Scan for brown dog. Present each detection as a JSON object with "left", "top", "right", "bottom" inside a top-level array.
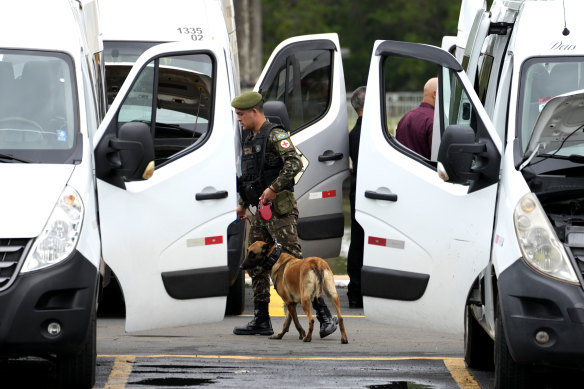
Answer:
[{"left": 242, "top": 240, "right": 348, "bottom": 344}]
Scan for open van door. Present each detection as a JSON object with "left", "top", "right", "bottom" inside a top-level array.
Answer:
[
  {"left": 255, "top": 33, "right": 349, "bottom": 258},
  {"left": 454, "top": 0, "right": 487, "bottom": 62},
  {"left": 357, "top": 40, "right": 502, "bottom": 334},
  {"left": 94, "top": 41, "right": 237, "bottom": 331}
]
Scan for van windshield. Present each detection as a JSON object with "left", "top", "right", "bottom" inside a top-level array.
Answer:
[
  {"left": 518, "top": 57, "right": 584, "bottom": 156},
  {"left": 0, "top": 50, "right": 78, "bottom": 164}
]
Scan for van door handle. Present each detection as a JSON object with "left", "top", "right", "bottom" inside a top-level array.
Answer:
[
  {"left": 365, "top": 190, "right": 398, "bottom": 202},
  {"left": 318, "top": 152, "right": 343, "bottom": 162},
  {"left": 196, "top": 191, "right": 228, "bottom": 200}
]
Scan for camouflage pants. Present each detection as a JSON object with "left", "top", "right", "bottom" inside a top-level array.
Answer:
[{"left": 247, "top": 206, "right": 302, "bottom": 303}]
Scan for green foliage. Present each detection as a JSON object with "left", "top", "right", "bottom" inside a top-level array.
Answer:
[{"left": 261, "top": 0, "right": 462, "bottom": 91}]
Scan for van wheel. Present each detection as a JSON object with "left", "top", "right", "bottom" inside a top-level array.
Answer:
[
  {"left": 57, "top": 309, "right": 96, "bottom": 389},
  {"left": 494, "top": 301, "right": 530, "bottom": 389},
  {"left": 225, "top": 270, "right": 245, "bottom": 315},
  {"left": 464, "top": 304, "right": 494, "bottom": 370}
]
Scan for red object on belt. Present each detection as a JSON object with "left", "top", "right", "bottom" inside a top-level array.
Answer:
[{"left": 258, "top": 201, "right": 272, "bottom": 220}]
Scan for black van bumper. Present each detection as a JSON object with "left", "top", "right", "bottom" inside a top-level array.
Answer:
[
  {"left": 0, "top": 250, "right": 98, "bottom": 357},
  {"left": 499, "top": 259, "right": 584, "bottom": 367}
]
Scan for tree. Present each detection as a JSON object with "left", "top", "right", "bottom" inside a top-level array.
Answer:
[{"left": 261, "top": 0, "right": 462, "bottom": 91}]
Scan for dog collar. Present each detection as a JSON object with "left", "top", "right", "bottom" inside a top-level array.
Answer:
[{"left": 263, "top": 243, "right": 282, "bottom": 270}]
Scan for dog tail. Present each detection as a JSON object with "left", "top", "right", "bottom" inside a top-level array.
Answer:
[{"left": 314, "top": 264, "right": 325, "bottom": 298}]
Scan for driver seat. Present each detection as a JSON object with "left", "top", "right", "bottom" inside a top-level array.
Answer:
[{"left": 264, "top": 100, "right": 291, "bottom": 133}]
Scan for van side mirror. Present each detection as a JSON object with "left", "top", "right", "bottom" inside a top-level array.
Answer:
[
  {"left": 437, "top": 125, "right": 486, "bottom": 185},
  {"left": 109, "top": 122, "right": 155, "bottom": 181}
]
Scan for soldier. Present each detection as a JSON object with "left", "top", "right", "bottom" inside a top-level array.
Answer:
[{"left": 232, "top": 91, "right": 338, "bottom": 338}]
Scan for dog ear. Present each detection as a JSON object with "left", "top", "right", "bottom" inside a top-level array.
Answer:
[{"left": 260, "top": 242, "right": 271, "bottom": 256}]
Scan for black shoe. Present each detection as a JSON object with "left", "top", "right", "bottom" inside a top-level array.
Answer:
[
  {"left": 233, "top": 301, "right": 274, "bottom": 335},
  {"left": 312, "top": 297, "right": 338, "bottom": 338}
]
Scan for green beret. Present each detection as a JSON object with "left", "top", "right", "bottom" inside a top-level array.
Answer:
[{"left": 231, "top": 91, "right": 262, "bottom": 110}]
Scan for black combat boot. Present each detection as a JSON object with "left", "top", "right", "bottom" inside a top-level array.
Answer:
[
  {"left": 233, "top": 301, "right": 274, "bottom": 335},
  {"left": 312, "top": 297, "right": 338, "bottom": 338}
]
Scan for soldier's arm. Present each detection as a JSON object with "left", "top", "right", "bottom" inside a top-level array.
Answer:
[{"left": 269, "top": 128, "right": 303, "bottom": 192}]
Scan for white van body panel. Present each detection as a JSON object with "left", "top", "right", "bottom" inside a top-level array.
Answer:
[
  {"left": 491, "top": 149, "right": 529, "bottom": 275},
  {"left": 255, "top": 33, "right": 349, "bottom": 258},
  {"left": 358, "top": 40, "right": 500, "bottom": 335},
  {"left": 95, "top": 41, "right": 236, "bottom": 331},
  {"left": 492, "top": 0, "right": 584, "bottom": 292},
  {"left": 455, "top": 0, "right": 486, "bottom": 60},
  {"left": 99, "top": 0, "right": 227, "bottom": 44},
  {"left": 0, "top": 165, "right": 74, "bottom": 237},
  {"left": 361, "top": 0, "right": 584, "bottom": 379}
]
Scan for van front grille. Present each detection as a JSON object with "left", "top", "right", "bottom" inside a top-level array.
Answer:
[{"left": 0, "top": 238, "right": 32, "bottom": 292}]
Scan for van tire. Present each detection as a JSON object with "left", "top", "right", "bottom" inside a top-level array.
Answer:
[
  {"left": 494, "top": 301, "right": 530, "bottom": 389},
  {"left": 464, "top": 304, "right": 494, "bottom": 370},
  {"left": 225, "top": 269, "right": 245, "bottom": 315},
  {"left": 57, "top": 308, "right": 96, "bottom": 389}
]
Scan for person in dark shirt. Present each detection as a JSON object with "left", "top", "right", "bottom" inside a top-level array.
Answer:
[
  {"left": 347, "top": 86, "right": 366, "bottom": 308},
  {"left": 395, "top": 78, "right": 437, "bottom": 159}
]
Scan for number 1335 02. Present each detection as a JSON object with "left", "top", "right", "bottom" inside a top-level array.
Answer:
[{"left": 177, "top": 27, "right": 204, "bottom": 40}]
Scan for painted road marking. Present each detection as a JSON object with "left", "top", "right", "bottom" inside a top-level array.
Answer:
[
  {"left": 103, "top": 355, "right": 135, "bottom": 389},
  {"left": 260, "top": 286, "right": 365, "bottom": 317},
  {"left": 443, "top": 358, "right": 481, "bottom": 389},
  {"left": 98, "top": 355, "right": 481, "bottom": 389},
  {"left": 269, "top": 286, "right": 285, "bottom": 316}
]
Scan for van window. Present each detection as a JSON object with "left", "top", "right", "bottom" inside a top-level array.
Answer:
[
  {"left": 380, "top": 54, "right": 487, "bottom": 173},
  {"left": 442, "top": 67, "right": 478, "bottom": 130},
  {"left": 0, "top": 50, "right": 79, "bottom": 164},
  {"left": 117, "top": 53, "right": 214, "bottom": 166},
  {"left": 382, "top": 56, "right": 436, "bottom": 163},
  {"left": 477, "top": 53, "right": 494, "bottom": 104},
  {"left": 518, "top": 57, "right": 584, "bottom": 153},
  {"left": 261, "top": 49, "right": 332, "bottom": 132},
  {"left": 104, "top": 41, "right": 160, "bottom": 104}
]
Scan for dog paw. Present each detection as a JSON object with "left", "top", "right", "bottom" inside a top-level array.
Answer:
[
  {"left": 269, "top": 334, "right": 283, "bottom": 340},
  {"left": 341, "top": 338, "right": 349, "bottom": 344},
  {"left": 302, "top": 336, "right": 312, "bottom": 342}
]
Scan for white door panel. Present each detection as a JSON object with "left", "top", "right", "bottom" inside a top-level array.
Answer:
[
  {"left": 256, "top": 33, "right": 349, "bottom": 258},
  {"left": 358, "top": 40, "right": 499, "bottom": 335},
  {"left": 95, "top": 42, "right": 236, "bottom": 331}
]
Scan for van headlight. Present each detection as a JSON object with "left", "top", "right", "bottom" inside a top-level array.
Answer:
[
  {"left": 514, "top": 193, "right": 579, "bottom": 284},
  {"left": 21, "top": 186, "right": 84, "bottom": 273}
]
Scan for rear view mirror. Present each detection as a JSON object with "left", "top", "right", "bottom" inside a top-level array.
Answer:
[
  {"left": 437, "top": 125, "right": 485, "bottom": 185},
  {"left": 110, "top": 121, "right": 155, "bottom": 181}
]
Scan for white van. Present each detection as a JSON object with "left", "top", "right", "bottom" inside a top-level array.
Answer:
[
  {"left": 1, "top": 0, "right": 349, "bottom": 386},
  {"left": 98, "top": 0, "right": 350, "bottom": 315},
  {"left": 357, "top": 0, "right": 584, "bottom": 387},
  {"left": 0, "top": 1, "right": 104, "bottom": 388}
]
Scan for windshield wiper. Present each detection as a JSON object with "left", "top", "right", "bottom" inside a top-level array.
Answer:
[
  {"left": 0, "top": 153, "right": 32, "bottom": 163},
  {"left": 529, "top": 153, "right": 584, "bottom": 165}
]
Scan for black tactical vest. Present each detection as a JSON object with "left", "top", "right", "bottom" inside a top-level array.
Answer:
[{"left": 238, "top": 122, "right": 293, "bottom": 205}]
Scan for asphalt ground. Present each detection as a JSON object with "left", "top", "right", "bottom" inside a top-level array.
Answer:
[{"left": 3, "top": 279, "right": 496, "bottom": 389}]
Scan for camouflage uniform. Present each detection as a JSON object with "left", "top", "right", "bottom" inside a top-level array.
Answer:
[{"left": 242, "top": 123, "right": 303, "bottom": 303}]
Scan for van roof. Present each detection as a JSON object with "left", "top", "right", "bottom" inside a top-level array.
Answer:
[
  {"left": 99, "top": 0, "right": 228, "bottom": 45},
  {"left": 0, "top": 0, "right": 84, "bottom": 55}
]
